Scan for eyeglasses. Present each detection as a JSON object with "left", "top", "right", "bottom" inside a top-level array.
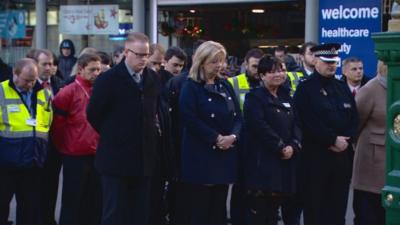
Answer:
[{"left": 126, "top": 49, "right": 150, "bottom": 58}]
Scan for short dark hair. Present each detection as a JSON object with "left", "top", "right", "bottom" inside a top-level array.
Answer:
[
  {"left": 165, "top": 46, "right": 187, "bottom": 62},
  {"left": 245, "top": 48, "right": 264, "bottom": 63},
  {"left": 274, "top": 45, "right": 287, "bottom": 54},
  {"left": 97, "top": 51, "right": 111, "bottom": 66},
  {"left": 77, "top": 53, "right": 101, "bottom": 68},
  {"left": 113, "top": 45, "right": 124, "bottom": 57},
  {"left": 300, "top": 42, "right": 317, "bottom": 55},
  {"left": 257, "top": 54, "right": 283, "bottom": 76}
]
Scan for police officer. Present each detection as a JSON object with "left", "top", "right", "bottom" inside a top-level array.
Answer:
[
  {"left": 293, "top": 43, "right": 358, "bottom": 225},
  {"left": 0, "top": 58, "right": 53, "bottom": 225}
]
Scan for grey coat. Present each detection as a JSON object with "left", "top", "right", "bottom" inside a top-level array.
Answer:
[{"left": 351, "top": 76, "right": 387, "bottom": 194}]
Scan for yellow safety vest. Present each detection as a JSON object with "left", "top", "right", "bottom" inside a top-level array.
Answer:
[
  {"left": 287, "top": 71, "right": 304, "bottom": 96},
  {"left": 228, "top": 73, "right": 250, "bottom": 111},
  {"left": 0, "top": 80, "right": 52, "bottom": 140}
]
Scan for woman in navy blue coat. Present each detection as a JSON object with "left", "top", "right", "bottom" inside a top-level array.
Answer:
[
  {"left": 243, "top": 55, "right": 301, "bottom": 225},
  {"left": 179, "top": 41, "right": 242, "bottom": 225}
]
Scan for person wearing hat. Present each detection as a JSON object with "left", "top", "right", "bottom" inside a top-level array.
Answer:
[
  {"left": 293, "top": 43, "right": 358, "bottom": 225},
  {"left": 58, "top": 39, "right": 77, "bottom": 80}
]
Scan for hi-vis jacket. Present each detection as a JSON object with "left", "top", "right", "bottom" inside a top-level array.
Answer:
[
  {"left": 228, "top": 73, "right": 251, "bottom": 110},
  {"left": 0, "top": 79, "right": 52, "bottom": 168}
]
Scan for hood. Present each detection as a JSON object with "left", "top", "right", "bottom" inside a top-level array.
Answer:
[{"left": 59, "top": 39, "right": 76, "bottom": 57}]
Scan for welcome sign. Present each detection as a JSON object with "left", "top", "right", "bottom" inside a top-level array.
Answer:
[{"left": 319, "top": 1, "right": 382, "bottom": 78}]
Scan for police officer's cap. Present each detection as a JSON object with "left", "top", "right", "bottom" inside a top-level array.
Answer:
[
  {"left": 310, "top": 43, "right": 341, "bottom": 63},
  {"left": 61, "top": 42, "right": 72, "bottom": 49}
]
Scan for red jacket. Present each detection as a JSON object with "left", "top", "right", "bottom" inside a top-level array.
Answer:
[{"left": 52, "top": 75, "right": 99, "bottom": 156}]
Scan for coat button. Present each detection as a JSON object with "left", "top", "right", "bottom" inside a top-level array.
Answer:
[
  {"left": 228, "top": 97, "right": 232, "bottom": 100},
  {"left": 213, "top": 145, "right": 216, "bottom": 149},
  {"left": 234, "top": 112, "right": 237, "bottom": 116},
  {"left": 211, "top": 113, "right": 215, "bottom": 118},
  {"left": 208, "top": 98, "right": 212, "bottom": 102},
  {"left": 169, "top": 108, "right": 172, "bottom": 112},
  {"left": 277, "top": 109, "right": 280, "bottom": 113}
]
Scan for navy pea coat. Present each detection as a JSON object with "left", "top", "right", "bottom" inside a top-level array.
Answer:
[
  {"left": 179, "top": 78, "right": 242, "bottom": 185},
  {"left": 243, "top": 86, "right": 301, "bottom": 193}
]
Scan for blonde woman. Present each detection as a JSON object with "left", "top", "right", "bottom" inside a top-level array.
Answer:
[{"left": 179, "top": 41, "right": 242, "bottom": 225}]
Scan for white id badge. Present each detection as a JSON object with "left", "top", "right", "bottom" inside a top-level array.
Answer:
[
  {"left": 26, "top": 118, "right": 37, "bottom": 127},
  {"left": 7, "top": 105, "right": 20, "bottom": 112}
]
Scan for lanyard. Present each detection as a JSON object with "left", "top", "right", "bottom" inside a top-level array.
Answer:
[{"left": 75, "top": 79, "right": 90, "bottom": 99}]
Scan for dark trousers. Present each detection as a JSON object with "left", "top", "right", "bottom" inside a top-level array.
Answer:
[
  {"left": 231, "top": 184, "right": 246, "bottom": 225},
  {"left": 41, "top": 143, "right": 62, "bottom": 225},
  {"left": 101, "top": 175, "right": 151, "bottom": 225},
  {"left": 59, "top": 155, "right": 101, "bottom": 225},
  {"left": 245, "top": 192, "right": 291, "bottom": 225},
  {"left": 148, "top": 175, "right": 166, "bottom": 225},
  {"left": 185, "top": 183, "right": 228, "bottom": 225},
  {"left": 168, "top": 181, "right": 191, "bottom": 225},
  {"left": 0, "top": 168, "right": 42, "bottom": 225},
  {"left": 353, "top": 189, "right": 385, "bottom": 225},
  {"left": 302, "top": 153, "right": 351, "bottom": 225},
  {"left": 281, "top": 191, "right": 302, "bottom": 225}
]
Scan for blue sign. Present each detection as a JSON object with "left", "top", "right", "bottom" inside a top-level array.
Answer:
[
  {"left": 319, "top": 0, "right": 382, "bottom": 78},
  {"left": 0, "top": 10, "right": 26, "bottom": 39},
  {"left": 109, "top": 23, "right": 133, "bottom": 41}
]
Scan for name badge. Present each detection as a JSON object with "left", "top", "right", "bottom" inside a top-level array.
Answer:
[
  {"left": 343, "top": 103, "right": 352, "bottom": 108},
  {"left": 8, "top": 105, "right": 20, "bottom": 112},
  {"left": 26, "top": 118, "right": 37, "bottom": 127},
  {"left": 283, "top": 103, "right": 291, "bottom": 108}
]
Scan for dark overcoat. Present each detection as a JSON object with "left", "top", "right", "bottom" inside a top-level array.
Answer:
[
  {"left": 179, "top": 78, "right": 242, "bottom": 184},
  {"left": 87, "top": 61, "right": 160, "bottom": 177},
  {"left": 243, "top": 86, "right": 301, "bottom": 193}
]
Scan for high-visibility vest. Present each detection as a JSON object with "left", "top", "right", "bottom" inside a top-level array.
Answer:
[
  {"left": 228, "top": 73, "right": 250, "bottom": 111},
  {"left": 287, "top": 71, "right": 304, "bottom": 96},
  {"left": 0, "top": 80, "right": 52, "bottom": 140}
]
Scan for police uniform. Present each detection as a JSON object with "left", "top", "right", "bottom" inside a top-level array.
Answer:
[{"left": 293, "top": 43, "right": 358, "bottom": 225}]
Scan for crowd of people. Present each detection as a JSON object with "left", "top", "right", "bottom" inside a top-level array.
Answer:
[{"left": 0, "top": 31, "right": 388, "bottom": 225}]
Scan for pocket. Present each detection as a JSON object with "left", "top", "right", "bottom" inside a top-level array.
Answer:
[{"left": 369, "top": 133, "right": 385, "bottom": 146}]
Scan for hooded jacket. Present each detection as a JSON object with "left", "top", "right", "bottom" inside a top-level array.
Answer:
[{"left": 58, "top": 39, "right": 77, "bottom": 80}]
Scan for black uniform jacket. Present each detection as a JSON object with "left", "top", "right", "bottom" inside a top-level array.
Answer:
[{"left": 293, "top": 71, "right": 358, "bottom": 171}]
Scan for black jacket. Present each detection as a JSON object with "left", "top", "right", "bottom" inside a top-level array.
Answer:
[
  {"left": 293, "top": 71, "right": 358, "bottom": 175},
  {"left": 244, "top": 86, "right": 301, "bottom": 193},
  {"left": 87, "top": 61, "right": 160, "bottom": 177},
  {"left": 0, "top": 58, "right": 12, "bottom": 82}
]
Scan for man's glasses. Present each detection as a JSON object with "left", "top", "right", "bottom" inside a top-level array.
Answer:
[{"left": 126, "top": 48, "right": 150, "bottom": 58}]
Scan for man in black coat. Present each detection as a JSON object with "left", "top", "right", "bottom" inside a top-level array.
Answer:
[
  {"left": 293, "top": 43, "right": 358, "bottom": 225},
  {"left": 87, "top": 32, "right": 160, "bottom": 225},
  {"left": 32, "top": 49, "right": 64, "bottom": 225}
]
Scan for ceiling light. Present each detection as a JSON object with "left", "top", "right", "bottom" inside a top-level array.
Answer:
[{"left": 252, "top": 9, "right": 265, "bottom": 14}]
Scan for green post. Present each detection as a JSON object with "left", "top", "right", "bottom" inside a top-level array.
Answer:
[{"left": 372, "top": 32, "right": 400, "bottom": 225}]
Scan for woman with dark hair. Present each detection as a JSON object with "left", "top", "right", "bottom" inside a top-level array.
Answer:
[
  {"left": 179, "top": 41, "right": 242, "bottom": 225},
  {"left": 243, "top": 55, "right": 301, "bottom": 225}
]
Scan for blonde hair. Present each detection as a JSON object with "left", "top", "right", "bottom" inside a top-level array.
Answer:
[
  {"left": 126, "top": 32, "right": 149, "bottom": 44},
  {"left": 189, "top": 41, "right": 226, "bottom": 82},
  {"left": 150, "top": 43, "right": 165, "bottom": 55}
]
